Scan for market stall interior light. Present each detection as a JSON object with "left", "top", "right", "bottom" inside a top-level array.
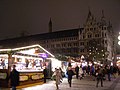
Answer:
[
  {"left": 0, "top": 54, "right": 8, "bottom": 57},
  {"left": 51, "top": 58, "right": 61, "bottom": 71},
  {"left": 12, "top": 55, "right": 43, "bottom": 60},
  {"left": 19, "top": 49, "right": 35, "bottom": 55}
]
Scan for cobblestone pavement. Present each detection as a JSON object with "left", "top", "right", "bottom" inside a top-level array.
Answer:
[{"left": 0, "top": 75, "right": 120, "bottom": 90}]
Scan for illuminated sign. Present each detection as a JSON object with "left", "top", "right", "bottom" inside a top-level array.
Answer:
[
  {"left": 20, "top": 75, "right": 29, "bottom": 81},
  {"left": 0, "top": 73, "right": 7, "bottom": 79},
  {"left": 39, "top": 53, "right": 48, "bottom": 58},
  {"left": 31, "top": 74, "right": 44, "bottom": 80}
]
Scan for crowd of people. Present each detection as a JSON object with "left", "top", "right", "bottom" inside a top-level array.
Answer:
[
  {"left": 74, "top": 64, "right": 120, "bottom": 87},
  {"left": 7, "top": 63, "right": 120, "bottom": 90},
  {"left": 51, "top": 63, "right": 120, "bottom": 89}
]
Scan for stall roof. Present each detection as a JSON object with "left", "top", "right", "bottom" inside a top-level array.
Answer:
[{"left": 0, "top": 44, "right": 55, "bottom": 58}]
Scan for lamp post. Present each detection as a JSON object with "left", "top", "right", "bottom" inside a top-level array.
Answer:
[
  {"left": 116, "top": 32, "right": 120, "bottom": 67},
  {"left": 118, "top": 32, "right": 120, "bottom": 45}
]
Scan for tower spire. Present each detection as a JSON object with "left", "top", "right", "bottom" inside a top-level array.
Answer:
[
  {"left": 88, "top": 7, "right": 92, "bottom": 18},
  {"left": 101, "top": 10, "right": 107, "bottom": 26},
  {"left": 49, "top": 18, "right": 52, "bottom": 33},
  {"left": 102, "top": 10, "right": 105, "bottom": 18},
  {"left": 86, "top": 7, "right": 93, "bottom": 22}
]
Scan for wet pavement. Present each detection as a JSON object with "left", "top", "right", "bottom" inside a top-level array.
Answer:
[{"left": 0, "top": 75, "right": 120, "bottom": 90}]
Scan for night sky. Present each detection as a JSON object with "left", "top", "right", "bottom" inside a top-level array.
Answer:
[{"left": 0, "top": 0, "right": 120, "bottom": 40}]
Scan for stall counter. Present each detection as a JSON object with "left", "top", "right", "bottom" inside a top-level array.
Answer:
[{"left": 0, "top": 69, "right": 44, "bottom": 87}]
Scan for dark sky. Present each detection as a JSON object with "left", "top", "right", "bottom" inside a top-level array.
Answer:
[{"left": 0, "top": 0, "right": 120, "bottom": 40}]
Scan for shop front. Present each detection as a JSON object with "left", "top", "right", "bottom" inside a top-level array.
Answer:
[{"left": 0, "top": 44, "right": 55, "bottom": 87}]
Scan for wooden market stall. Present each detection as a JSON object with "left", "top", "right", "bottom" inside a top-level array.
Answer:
[{"left": 0, "top": 44, "right": 55, "bottom": 87}]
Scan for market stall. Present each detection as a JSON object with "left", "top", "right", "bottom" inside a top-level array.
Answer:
[{"left": 0, "top": 44, "right": 55, "bottom": 87}]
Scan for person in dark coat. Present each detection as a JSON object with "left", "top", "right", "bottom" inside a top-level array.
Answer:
[
  {"left": 96, "top": 67, "right": 103, "bottom": 87},
  {"left": 43, "top": 66, "right": 48, "bottom": 83},
  {"left": 75, "top": 65, "right": 79, "bottom": 79},
  {"left": 8, "top": 65, "right": 19, "bottom": 90},
  {"left": 66, "top": 67, "right": 75, "bottom": 87},
  {"left": 106, "top": 65, "right": 111, "bottom": 81}
]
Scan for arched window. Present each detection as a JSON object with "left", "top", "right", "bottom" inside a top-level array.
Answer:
[
  {"left": 87, "top": 32, "right": 92, "bottom": 38},
  {"left": 87, "top": 34, "right": 92, "bottom": 38}
]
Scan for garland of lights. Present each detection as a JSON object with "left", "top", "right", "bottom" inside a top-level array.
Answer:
[{"left": 0, "top": 44, "right": 53, "bottom": 58}]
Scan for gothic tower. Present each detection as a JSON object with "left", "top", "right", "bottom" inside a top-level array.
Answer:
[{"left": 80, "top": 9, "right": 115, "bottom": 64}]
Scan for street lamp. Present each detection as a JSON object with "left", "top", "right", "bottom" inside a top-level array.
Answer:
[{"left": 118, "top": 32, "right": 120, "bottom": 45}]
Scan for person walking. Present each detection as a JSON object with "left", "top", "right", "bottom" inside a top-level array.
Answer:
[
  {"left": 106, "top": 65, "right": 111, "bottom": 81},
  {"left": 66, "top": 67, "right": 75, "bottom": 87},
  {"left": 79, "top": 66, "right": 83, "bottom": 80},
  {"left": 52, "top": 68, "right": 63, "bottom": 90},
  {"left": 75, "top": 65, "right": 79, "bottom": 79},
  {"left": 8, "top": 65, "right": 19, "bottom": 90},
  {"left": 96, "top": 67, "right": 103, "bottom": 87}
]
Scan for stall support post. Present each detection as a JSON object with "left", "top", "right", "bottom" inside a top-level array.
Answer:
[
  {"left": 8, "top": 53, "right": 12, "bottom": 73},
  {"left": 8, "top": 53, "right": 12, "bottom": 87}
]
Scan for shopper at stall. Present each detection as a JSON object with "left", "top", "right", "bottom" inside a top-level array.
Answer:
[
  {"left": 1, "top": 59, "right": 5, "bottom": 69},
  {"left": 43, "top": 66, "right": 48, "bottom": 83},
  {"left": 25, "top": 59, "right": 29, "bottom": 68},
  {"left": 8, "top": 65, "right": 19, "bottom": 90}
]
